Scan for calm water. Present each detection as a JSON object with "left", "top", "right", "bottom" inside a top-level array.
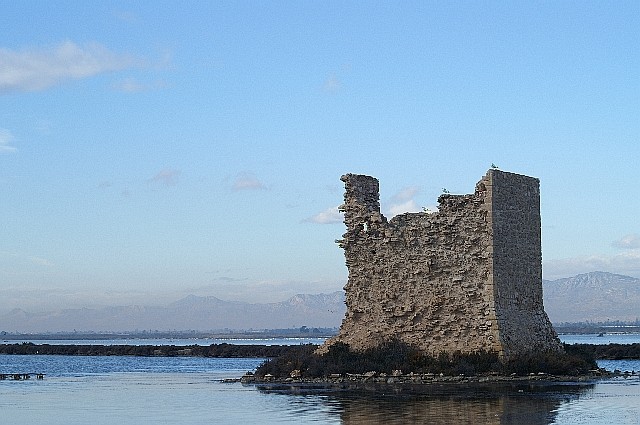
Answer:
[
  {"left": 0, "top": 336, "right": 638, "bottom": 424},
  {"left": 559, "top": 333, "right": 640, "bottom": 345}
]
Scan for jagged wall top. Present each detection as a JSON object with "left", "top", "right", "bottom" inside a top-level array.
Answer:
[{"left": 339, "top": 174, "right": 384, "bottom": 232}]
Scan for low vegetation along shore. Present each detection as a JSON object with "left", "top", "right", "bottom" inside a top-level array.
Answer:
[
  {"left": 0, "top": 342, "right": 291, "bottom": 358},
  {"left": 252, "top": 341, "right": 639, "bottom": 381},
  {"left": 1, "top": 341, "right": 639, "bottom": 383}
]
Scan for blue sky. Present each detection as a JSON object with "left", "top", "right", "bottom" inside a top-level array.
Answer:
[{"left": 1, "top": 1, "right": 638, "bottom": 313}]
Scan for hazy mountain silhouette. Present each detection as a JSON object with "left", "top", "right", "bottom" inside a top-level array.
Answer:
[
  {"left": 2, "top": 271, "right": 638, "bottom": 332},
  {"left": 0, "top": 292, "right": 346, "bottom": 333},
  {"left": 543, "top": 271, "right": 640, "bottom": 323}
]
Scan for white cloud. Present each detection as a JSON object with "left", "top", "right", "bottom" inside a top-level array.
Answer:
[
  {"left": 392, "top": 186, "right": 419, "bottom": 203},
  {"left": 0, "top": 40, "right": 139, "bottom": 94},
  {"left": 388, "top": 199, "right": 422, "bottom": 217},
  {"left": 112, "top": 77, "right": 147, "bottom": 93},
  {"left": 543, "top": 250, "right": 640, "bottom": 280},
  {"left": 0, "top": 128, "right": 17, "bottom": 153},
  {"left": 150, "top": 167, "right": 181, "bottom": 186},
  {"left": 306, "top": 206, "right": 343, "bottom": 224},
  {"left": 612, "top": 233, "right": 640, "bottom": 250},
  {"left": 112, "top": 77, "right": 167, "bottom": 93},
  {"left": 232, "top": 172, "right": 267, "bottom": 191},
  {"left": 386, "top": 186, "right": 422, "bottom": 217}
]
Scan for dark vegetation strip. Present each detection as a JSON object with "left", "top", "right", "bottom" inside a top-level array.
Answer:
[
  {"left": 566, "top": 343, "right": 640, "bottom": 360},
  {"left": 0, "top": 343, "right": 302, "bottom": 358},
  {"left": 255, "top": 342, "right": 611, "bottom": 378},
  {"left": 1, "top": 342, "right": 638, "bottom": 377},
  {"left": 1, "top": 343, "right": 639, "bottom": 360}
]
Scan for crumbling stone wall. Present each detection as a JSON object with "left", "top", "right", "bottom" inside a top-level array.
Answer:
[{"left": 321, "top": 169, "right": 561, "bottom": 358}]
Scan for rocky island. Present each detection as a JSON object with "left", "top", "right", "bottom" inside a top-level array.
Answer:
[{"left": 254, "top": 169, "right": 599, "bottom": 382}]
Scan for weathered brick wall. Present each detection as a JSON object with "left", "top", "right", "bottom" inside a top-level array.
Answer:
[{"left": 321, "top": 169, "right": 561, "bottom": 358}]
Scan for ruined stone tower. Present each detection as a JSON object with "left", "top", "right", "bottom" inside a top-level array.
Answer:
[{"left": 322, "top": 169, "right": 561, "bottom": 359}]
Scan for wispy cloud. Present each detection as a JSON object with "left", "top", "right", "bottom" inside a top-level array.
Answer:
[
  {"left": 150, "top": 167, "right": 181, "bottom": 186},
  {"left": 112, "top": 77, "right": 147, "bottom": 93},
  {"left": 323, "top": 73, "right": 341, "bottom": 92},
  {"left": 0, "top": 40, "right": 140, "bottom": 94},
  {"left": 232, "top": 172, "right": 267, "bottom": 191},
  {"left": 29, "top": 256, "right": 55, "bottom": 268},
  {"left": 0, "top": 251, "right": 54, "bottom": 271},
  {"left": 0, "top": 128, "right": 17, "bottom": 153},
  {"left": 185, "top": 278, "right": 344, "bottom": 304},
  {"left": 306, "top": 206, "right": 343, "bottom": 224},
  {"left": 0, "top": 285, "right": 159, "bottom": 313},
  {"left": 112, "top": 77, "right": 167, "bottom": 93},
  {"left": 612, "top": 233, "right": 640, "bottom": 250},
  {"left": 387, "top": 186, "right": 422, "bottom": 217},
  {"left": 392, "top": 186, "right": 419, "bottom": 203},
  {"left": 322, "top": 64, "right": 351, "bottom": 93},
  {"left": 113, "top": 10, "right": 137, "bottom": 24},
  {"left": 388, "top": 200, "right": 421, "bottom": 217}
]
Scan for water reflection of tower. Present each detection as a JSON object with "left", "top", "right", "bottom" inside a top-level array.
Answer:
[{"left": 334, "top": 383, "right": 593, "bottom": 425}]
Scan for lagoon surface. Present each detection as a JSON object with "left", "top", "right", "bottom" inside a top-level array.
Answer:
[{"left": 0, "top": 335, "right": 638, "bottom": 424}]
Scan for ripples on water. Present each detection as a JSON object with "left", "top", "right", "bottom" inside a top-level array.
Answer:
[{"left": 0, "top": 338, "right": 639, "bottom": 425}]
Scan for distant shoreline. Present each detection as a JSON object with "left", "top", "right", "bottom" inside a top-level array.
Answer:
[
  {"left": 1, "top": 324, "right": 639, "bottom": 341},
  {"left": 0, "top": 329, "right": 338, "bottom": 341}
]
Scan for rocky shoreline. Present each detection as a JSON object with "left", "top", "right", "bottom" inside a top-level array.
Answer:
[{"left": 234, "top": 369, "right": 637, "bottom": 387}]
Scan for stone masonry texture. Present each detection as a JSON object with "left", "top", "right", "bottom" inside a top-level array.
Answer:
[{"left": 321, "top": 169, "right": 562, "bottom": 359}]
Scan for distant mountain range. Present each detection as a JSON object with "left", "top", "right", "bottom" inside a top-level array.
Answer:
[
  {"left": 0, "top": 292, "right": 347, "bottom": 333},
  {"left": 543, "top": 271, "right": 640, "bottom": 323},
  {"left": 2, "top": 271, "right": 638, "bottom": 333}
]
